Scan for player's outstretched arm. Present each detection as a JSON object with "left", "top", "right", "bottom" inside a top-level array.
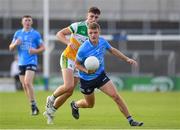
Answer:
[{"left": 109, "top": 47, "right": 138, "bottom": 66}]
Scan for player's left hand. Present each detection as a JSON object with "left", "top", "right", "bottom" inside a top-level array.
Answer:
[
  {"left": 127, "top": 58, "right": 138, "bottom": 67},
  {"left": 29, "top": 48, "right": 37, "bottom": 54}
]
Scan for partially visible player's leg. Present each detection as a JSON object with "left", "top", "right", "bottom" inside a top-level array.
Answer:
[
  {"left": 76, "top": 93, "right": 95, "bottom": 108},
  {"left": 19, "top": 69, "right": 39, "bottom": 115},
  {"left": 70, "top": 92, "right": 95, "bottom": 119},
  {"left": 44, "top": 69, "right": 78, "bottom": 124},
  {"left": 19, "top": 75, "right": 27, "bottom": 96},
  {"left": 100, "top": 80, "right": 143, "bottom": 126},
  {"left": 53, "top": 70, "right": 77, "bottom": 98},
  {"left": 100, "top": 81, "right": 130, "bottom": 117},
  {"left": 46, "top": 55, "right": 79, "bottom": 110},
  {"left": 54, "top": 76, "right": 79, "bottom": 109},
  {"left": 24, "top": 70, "right": 36, "bottom": 101},
  {"left": 53, "top": 54, "right": 76, "bottom": 97},
  {"left": 46, "top": 55, "right": 78, "bottom": 106},
  {"left": 25, "top": 70, "right": 39, "bottom": 115}
]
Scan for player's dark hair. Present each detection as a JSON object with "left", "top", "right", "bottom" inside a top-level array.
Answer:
[
  {"left": 22, "top": 15, "right": 32, "bottom": 19},
  {"left": 88, "top": 22, "right": 100, "bottom": 30},
  {"left": 88, "top": 7, "right": 101, "bottom": 15}
]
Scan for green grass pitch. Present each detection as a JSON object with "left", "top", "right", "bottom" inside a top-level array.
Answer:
[{"left": 0, "top": 91, "right": 180, "bottom": 129}]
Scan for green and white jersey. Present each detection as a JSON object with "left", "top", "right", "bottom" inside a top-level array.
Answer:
[
  {"left": 63, "top": 21, "right": 89, "bottom": 61},
  {"left": 69, "top": 21, "right": 89, "bottom": 45}
]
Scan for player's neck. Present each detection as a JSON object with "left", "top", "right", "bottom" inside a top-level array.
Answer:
[
  {"left": 23, "top": 27, "right": 32, "bottom": 32},
  {"left": 90, "top": 39, "right": 98, "bottom": 45}
]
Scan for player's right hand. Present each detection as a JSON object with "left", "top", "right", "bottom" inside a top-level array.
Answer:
[
  {"left": 87, "top": 69, "right": 96, "bottom": 74},
  {"left": 15, "top": 39, "right": 21, "bottom": 45}
]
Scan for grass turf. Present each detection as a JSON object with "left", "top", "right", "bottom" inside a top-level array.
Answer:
[{"left": 0, "top": 91, "right": 180, "bottom": 129}]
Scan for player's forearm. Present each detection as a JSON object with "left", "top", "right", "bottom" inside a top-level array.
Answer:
[
  {"left": 75, "top": 60, "right": 88, "bottom": 73},
  {"left": 9, "top": 43, "right": 17, "bottom": 51},
  {"left": 9, "top": 39, "right": 21, "bottom": 51},
  {"left": 56, "top": 30, "right": 70, "bottom": 46},
  {"left": 36, "top": 46, "right": 45, "bottom": 53},
  {"left": 110, "top": 47, "right": 129, "bottom": 62},
  {"left": 30, "top": 45, "right": 45, "bottom": 54}
]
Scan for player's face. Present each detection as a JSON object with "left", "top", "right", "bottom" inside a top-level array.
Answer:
[
  {"left": 87, "top": 13, "right": 99, "bottom": 24},
  {"left": 88, "top": 28, "right": 100, "bottom": 44},
  {"left": 21, "top": 17, "right": 33, "bottom": 30}
]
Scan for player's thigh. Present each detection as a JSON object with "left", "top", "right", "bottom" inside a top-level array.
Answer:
[
  {"left": 62, "top": 68, "right": 74, "bottom": 87},
  {"left": 24, "top": 70, "right": 35, "bottom": 84},
  {"left": 100, "top": 80, "right": 118, "bottom": 98}
]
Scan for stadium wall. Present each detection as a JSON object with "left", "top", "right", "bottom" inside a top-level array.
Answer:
[{"left": 0, "top": 0, "right": 180, "bottom": 21}]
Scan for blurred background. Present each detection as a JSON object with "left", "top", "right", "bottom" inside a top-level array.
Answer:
[{"left": 0, "top": 0, "right": 180, "bottom": 92}]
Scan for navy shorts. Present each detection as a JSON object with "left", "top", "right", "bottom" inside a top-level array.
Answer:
[
  {"left": 80, "top": 72, "right": 110, "bottom": 95},
  {"left": 19, "top": 64, "right": 37, "bottom": 75}
]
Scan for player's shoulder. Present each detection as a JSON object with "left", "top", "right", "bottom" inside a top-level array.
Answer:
[
  {"left": 14, "top": 29, "right": 23, "bottom": 35},
  {"left": 78, "top": 21, "right": 87, "bottom": 26},
  {"left": 31, "top": 28, "right": 40, "bottom": 34},
  {"left": 30, "top": 29, "right": 42, "bottom": 37},
  {"left": 82, "top": 39, "right": 90, "bottom": 46},
  {"left": 72, "top": 21, "right": 87, "bottom": 27},
  {"left": 78, "top": 40, "right": 89, "bottom": 51},
  {"left": 99, "top": 37, "right": 106, "bottom": 43}
]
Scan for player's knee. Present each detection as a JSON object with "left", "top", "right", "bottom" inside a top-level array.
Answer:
[
  {"left": 66, "top": 85, "right": 74, "bottom": 91},
  {"left": 24, "top": 80, "right": 31, "bottom": 88},
  {"left": 66, "top": 89, "right": 74, "bottom": 97},
  {"left": 64, "top": 82, "right": 74, "bottom": 90},
  {"left": 21, "top": 83, "right": 26, "bottom": 90},
  {"left": 64, "top": 83, "right": 75, "bottom": 92},
  {"left": 111, "top": 94, "right": 120, "bottom": 102}
]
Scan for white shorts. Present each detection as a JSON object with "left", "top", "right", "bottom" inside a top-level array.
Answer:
[{"left": 60, "top": 53, "right": 79, "bottom": 77}]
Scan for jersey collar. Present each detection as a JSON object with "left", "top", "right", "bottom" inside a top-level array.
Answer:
[
  {"left": 88, "top": 39, "right": 99, "bottom": 47},
  {"left": 22, "top": 28, "right": 33, "bottom": 33}
]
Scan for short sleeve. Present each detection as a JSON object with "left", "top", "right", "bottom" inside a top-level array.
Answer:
[
  {"left": 68, "top": 22, "right": 78, "bottom": 33},
  {"left": 12, "top": 31, "right": 19, "bottom": 43},
  {"left": 104, "top": 39, "right": 112, "bottom": 50},
  {"left": 36, "top": 32, "right": 43, "bottom": 45}
]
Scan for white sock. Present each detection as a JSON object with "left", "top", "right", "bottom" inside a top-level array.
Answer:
[{"left": 50, "top": 95, "right": 56, "bottom": 102}]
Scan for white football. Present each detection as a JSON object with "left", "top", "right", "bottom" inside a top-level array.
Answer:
[{"left": 84, "top": 56, "right": 100, "bottom": 70}]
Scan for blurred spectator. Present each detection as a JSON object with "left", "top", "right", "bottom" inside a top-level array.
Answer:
[{"left": 10, "top": 55, "right": 22, "bottom": 91}]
